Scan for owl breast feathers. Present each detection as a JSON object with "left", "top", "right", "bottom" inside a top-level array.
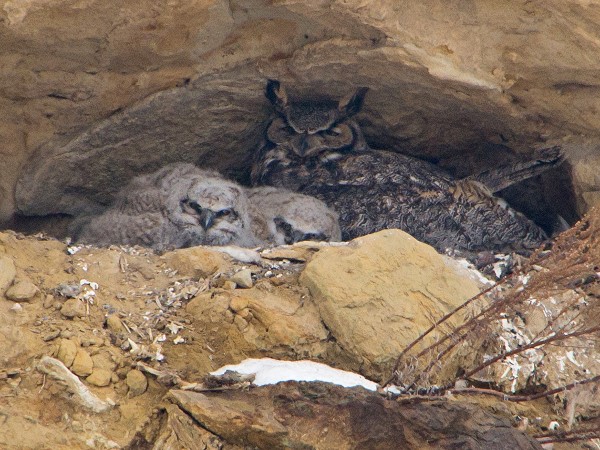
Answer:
[{"left": 251, "top": 79, "right": 563, "bottom": 255}]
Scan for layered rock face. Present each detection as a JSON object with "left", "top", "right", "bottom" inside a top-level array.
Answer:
[{"left": 3, "top": 0, "right": 598, "bottom": 232}]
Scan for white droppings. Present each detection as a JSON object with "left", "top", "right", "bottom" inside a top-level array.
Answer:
[{"left": 566, "top": 351, "right": 582, "bottom": 367}]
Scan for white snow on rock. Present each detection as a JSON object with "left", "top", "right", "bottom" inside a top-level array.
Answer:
[{"left": 211, "top": 358, "right": 379, "bottom": 391}]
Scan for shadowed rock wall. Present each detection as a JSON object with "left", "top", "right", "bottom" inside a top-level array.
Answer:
[{"left": 3, "top": 0, "right": 599, "bottom": 227}]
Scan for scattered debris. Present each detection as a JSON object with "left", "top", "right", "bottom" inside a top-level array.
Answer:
[{"left": 36, "top": 356, "right": 113, "bottom": 413}]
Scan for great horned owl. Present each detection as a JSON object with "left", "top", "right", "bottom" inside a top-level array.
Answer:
[
  {"left": 246, "top": 186, "right": 341, "bottom": 245},
  {"left": 251, "top": 80, "right": 564, "bottom": 255},
  {"left": 77, "top": 163, "right": 258, "bottom": 251}
]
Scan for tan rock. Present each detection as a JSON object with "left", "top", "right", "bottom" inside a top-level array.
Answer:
[
  {"left": 233, "top": 315, "right": 249, "bottom": 331},
  {"left": 71, "top": 349, "right": 94, "bottom": 377},
  {"left": 187, "top": 287, "right": 328, "bottom": 353},
  {"left": 229, "top": 296, "right": 249, "bottom": 313},
  {"left": 222, "top": 280, "right": 237, "bottom": 291},
  {"left": 230, "top": 269, "right": 253, "bottom": 289},
  {"left": 60, "top": 299, "right": 86, "bottom": 319},
  {"left": 300, "top": 229, "right": 481, "bottom": 379},
  {"left": 0, "top": 256, "right": 16, "bottom": 295},
  {"left": 5, "top": 280, "right": 39, "bottom": 302},
  {"left": 126, "top": 369, "right": 148, "bottom": 397},
  {"left": 91, "top": 352, "right": 117, "bottom": 372},
  {"left": 56, "top": 339, "right": 78, "bottom": 368},
  {"left": 162, "top": 247, "right": 230, "bottom": 279},
  {"left": 105, "top": 314, "right": 125, "bottom": 333},
  {"left": 164, "top": 385, "right": 540, "bottom": 449},
  {"left": 43, "top": 294, "right": 55, "bottom": 309},
  {"left": 86, "top": 368, "right": 113, "bottom": 387}
]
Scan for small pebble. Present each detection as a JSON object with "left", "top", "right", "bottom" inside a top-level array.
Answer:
[
  {"left": 105, "top": 315, "right": 125, "bottom": 333},
  {"left": 71, "top": 349, "right": 94, "bottom": 377},
  {"left": 222, "top": 280, "right": 237, "bottom": 290},
  {"left": 43, "top": 330, "right": 61, "bottom": 342},
  {"left": 6, "top": 280, "right": 39, "bottom": 302},
  {"left": 61, "top": 298, "right": 86, "bottom": 319},
  {"left": 86, "top": 369, "right": 112, "bottom": 387},
  {"left": 230, "top": 269, "right": 253, "bottom": 289},
  {"left": 57, "top": 339, "right": 78, "bottom": 367},
  {"left": 43, "top": 294, "right": 55, "bottom": 309},
  {"left": 126, "top": 369, "right": 148, "bottom": 397},
  {"left": 234, "top": 314, "right": 249, "bottom": 331}
]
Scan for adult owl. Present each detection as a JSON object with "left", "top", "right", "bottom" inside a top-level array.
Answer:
[
  {"left": 77, "top": 163, "right": 259, "bottom": 252},
  {"left": 251, "top": 79, "right": 563, "bottom": 255},
  {"left": 246, "top": 186, "right": 341, "bottom": 245}
]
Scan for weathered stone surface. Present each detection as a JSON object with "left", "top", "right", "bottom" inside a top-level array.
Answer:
[
  {"left": 5, "top": 280, "right": 39, "bottom": 302},
  {"left": 60, "top": 299, "right": 86, "bottom": 319},
  {"left": 56, "top": 339, "right": 78, "bottom": 368},
  {"left": 228, "top": 296, "right": 249, "bottom": 313},
  {"left": 71, "top": 349, "right": 94, "bottom": 377},
  {"left": 91, "top": 352, "right": 117, "bottom": 372},
  {"left": 161, "top": 247, "right": 230, "bottom": 279},
  {"left": 187, "top": 284, "right": 328, "bottom": 353},
  {"left": 0, "top": 256, "right": 16, "bottom": 295},
  {"left": 162, "top": 383, "right": 541, "bottom": 450},
  {"left": 300, "top": 229, "right": 481, "bottom": 379},
  {"left": 126, "top": 369, "right": 148, "bottom": 397},
  {"left": 128, "top": 404, "right": 223, "bottom": 450},
  {"left": 0, "top": 1, "right": 585, "bottom": 230}
]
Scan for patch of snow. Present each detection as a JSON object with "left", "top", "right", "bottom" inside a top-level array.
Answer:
[
  {"left": 384, "top": 385, "right": 402, "bottom": 395},
  {"left": 211, "top": 358, "right": 378, "bottom": 391}
]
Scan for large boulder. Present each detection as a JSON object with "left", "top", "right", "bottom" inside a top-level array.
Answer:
[
  {"left": 131, "top": 383, "right": 542, "bottom": 450},
  {"left": 300, "top": 229, "right": 481, "bottom": 380}
]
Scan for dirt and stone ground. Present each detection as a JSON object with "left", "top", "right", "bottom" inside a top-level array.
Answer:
[{"left": 1, "top": 216, "right": 599, "bottom": 449}]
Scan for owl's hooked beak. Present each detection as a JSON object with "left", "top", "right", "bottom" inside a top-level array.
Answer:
[
  {"left": 293, "top": 133, "right": 321, "bottom": 158},
  {"left": 199, "top": 209, "right": 216, "bottom": 230}
]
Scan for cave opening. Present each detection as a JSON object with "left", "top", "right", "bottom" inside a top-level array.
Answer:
[{"left": 6, "top": 77, "right": 582, "bottom": 251}]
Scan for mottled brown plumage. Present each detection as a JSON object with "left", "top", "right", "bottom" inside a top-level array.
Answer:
[{"left": 251, "top": 80, "right": 563, "bottom": 254}]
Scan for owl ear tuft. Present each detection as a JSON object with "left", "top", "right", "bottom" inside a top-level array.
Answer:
[
  {"left": 265, "top": 79, "right": 288, "bottom": 111},
  {"left": 338, "top": 87, "right": 368, "bottom": 118}
]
